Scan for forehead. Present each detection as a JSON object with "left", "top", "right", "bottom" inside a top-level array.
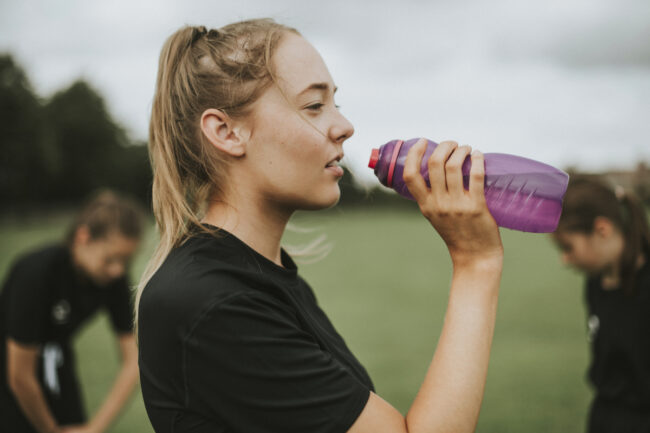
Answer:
[
  {"left": 272, "top": 33, "right": 334, "bottom": 93},
  {"left": 92, "top": 231, "right": 139, "bottom": 251},
  {"left": 554, "top": 230, "right": 590, "bottom": 245}
]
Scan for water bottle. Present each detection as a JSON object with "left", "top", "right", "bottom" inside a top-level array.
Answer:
[{"left": 368, "top": 138, "right": 569, "bottom": 233}]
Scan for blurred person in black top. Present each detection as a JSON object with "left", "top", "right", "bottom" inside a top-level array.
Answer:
[
  {"left": 0, "top": 190, "right": 144, "bottom": 433},
  {"left": 137, "top": 19, "right": 505, "bottom": 433},
  {"left": 552, "top": 177, "right": 650, "bottom": 433}
]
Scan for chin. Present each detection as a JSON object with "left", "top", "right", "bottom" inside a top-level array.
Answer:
[
  {"left": 298, "top": 192, "right": 341, "bottom": 211},
  {"left": 93, "top": 275, "right": 118, "bottom": 287}
]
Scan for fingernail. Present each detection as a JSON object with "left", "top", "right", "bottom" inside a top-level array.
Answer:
[{"left": 471, "top": 149, "right": 483, "bottom": 157}]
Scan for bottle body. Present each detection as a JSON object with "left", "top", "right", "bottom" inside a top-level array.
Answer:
[{"left": 368, "top": 138, "right": 569, "bottom": 233}]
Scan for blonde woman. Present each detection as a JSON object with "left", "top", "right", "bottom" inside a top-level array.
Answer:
[{"left": 137, "top": 19, "right": 504, "bottom": 433}]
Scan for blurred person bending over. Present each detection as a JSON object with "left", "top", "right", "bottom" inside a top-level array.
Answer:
[
  {"left": 0, "top": 190, "right": 144, "bottom": 433},
  {"left": 552, "top": 177, "right": 650, "bottom": 433}
]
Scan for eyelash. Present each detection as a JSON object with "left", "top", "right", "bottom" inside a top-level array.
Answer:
[{"left": 305, "top": 103, "right": 341, "bottom": 111}]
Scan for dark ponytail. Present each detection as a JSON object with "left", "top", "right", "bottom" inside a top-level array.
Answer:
[{"left": 619, "top": 191, "right": 650, "bottom": 293}]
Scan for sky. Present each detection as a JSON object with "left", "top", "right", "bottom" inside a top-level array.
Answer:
[{"left": 1, "top": 0, "right": 649, "bottom": 185}]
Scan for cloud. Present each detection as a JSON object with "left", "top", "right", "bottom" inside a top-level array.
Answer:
[{"left": 1, "top": 0, "right": 648, "bottom": 179}]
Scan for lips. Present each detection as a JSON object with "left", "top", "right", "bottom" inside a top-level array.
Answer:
[
  {"left": 324, "top": 154, "right": 344, "bottom": 177},
  {"left": 325, "top": 154, "right": 344, "bottom": 168}
]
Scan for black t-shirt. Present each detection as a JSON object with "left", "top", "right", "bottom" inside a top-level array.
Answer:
[
  {"left": 0, "top": 244, "right": 134, "bottom": 428},
  {"left": 585, "top": 261, "right": 650, "bottom": 411},
  {"left": 138, "top": 228, "right": 374, "bottom": 433}
]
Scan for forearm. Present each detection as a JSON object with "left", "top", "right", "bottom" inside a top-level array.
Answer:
[
  {"left": 406, "top": 257, "right": 502, "bottom": 433},
  {"left": 10, "top": 376, "right": 61, "bottom": 433},
  {"left": 87, "top": 360, "right": 139, "bottom": 433}
]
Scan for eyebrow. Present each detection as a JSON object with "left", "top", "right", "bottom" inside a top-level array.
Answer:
[{"left": 298, "top": 82, "right": 338, "bottom": 96}]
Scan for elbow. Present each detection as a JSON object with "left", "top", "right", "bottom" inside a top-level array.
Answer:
[{"left": 8, "top": 370, "right": 32, "bottom": 397}]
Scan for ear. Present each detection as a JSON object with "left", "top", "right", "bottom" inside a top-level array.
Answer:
[
  {"left": 200, "top": 108, "right": 246, "bottom": 157},
  {"left": 74, "top": 225, "right": 91, "bottom": 246},
  {"left": 593, "top": 216, "right": 615, "bottom": 238}
]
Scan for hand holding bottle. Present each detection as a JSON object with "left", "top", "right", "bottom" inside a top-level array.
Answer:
[{"left": 404, "top": 138, "right": 503, "bottom": 266}]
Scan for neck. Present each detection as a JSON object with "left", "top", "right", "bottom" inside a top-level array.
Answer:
[
  {"left": 600, "top": 253, "right": 646, "bottom": 291},
  {"left": 202, "top": 194, "right": 292, "bottom": 267},
  {"left": 69, "top": 244, "right": 91, "bottom": 283}
]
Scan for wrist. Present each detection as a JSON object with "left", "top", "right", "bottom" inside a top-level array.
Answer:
[{"left": 450, "top": 249, "right": 504, "bottom": 272}]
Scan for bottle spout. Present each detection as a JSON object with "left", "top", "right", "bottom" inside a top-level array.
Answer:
[{"left": 368, "top": 148, "right": 380, "bottom": 169}]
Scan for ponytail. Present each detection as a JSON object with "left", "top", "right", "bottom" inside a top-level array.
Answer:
[
  {"left": 618, "top": 191, "right": 650, "bottom": 294},
  {"left": 135, "top": 20, "right": 298, "bottom": 329}
]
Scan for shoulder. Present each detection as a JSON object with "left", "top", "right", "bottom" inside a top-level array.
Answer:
[
  {"left": 3, "top": 244, "right": 68, "bottom": 287},
  {"left": 11, "top": 244, "right": 67, "bottom": 271},
  {"left": 138, "top": 234, "right": 283, "bottom": 328}
]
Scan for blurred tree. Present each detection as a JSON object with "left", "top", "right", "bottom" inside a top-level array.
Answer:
[
  {"left": 43, "top": 80, "right": 131, "bottom": 201},
  {"left": 0, "top": 54, "right": 57, "bottom": 205},
  {"left": 110, "top": 140, "right": 152, "bottom": 206}
]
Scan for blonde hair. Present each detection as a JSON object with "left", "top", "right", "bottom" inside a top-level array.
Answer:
[{"left": 136, "top": 19, "right": 299, "bottom": 321}]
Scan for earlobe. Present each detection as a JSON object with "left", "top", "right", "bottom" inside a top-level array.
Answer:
[{"left": 200, "top": 108, "right": 246, "bottom": 157}]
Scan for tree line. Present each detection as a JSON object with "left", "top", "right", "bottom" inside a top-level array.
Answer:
[
  {"left": 0, "top": 53, "right": 415, "bottom": 215},
  {"left": 0, "top": 54, "right": 151, "bottom": 212}
]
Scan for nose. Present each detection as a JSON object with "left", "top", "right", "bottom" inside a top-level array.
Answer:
[
  {"left": 560, "top": 252, "right": 571, "bottom": 266},
  {"left": 330, "top": 110, "right": 354, "bottom": 144}
]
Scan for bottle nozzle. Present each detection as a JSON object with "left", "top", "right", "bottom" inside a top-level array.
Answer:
[{"left": 368, "top": 148, "right": 380, "bottom": 169}]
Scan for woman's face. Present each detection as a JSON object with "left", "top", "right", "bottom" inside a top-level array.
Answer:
[
  {"left": 240, "top": 33, "right": 354, "bottom": 212},
  {"left": 552, "top": 228, "right": 621, "bottom": 276},
  {"left": 73, "top": 228, "right": 140, "bottom": 286}
]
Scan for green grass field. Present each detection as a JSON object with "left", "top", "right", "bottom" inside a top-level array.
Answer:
[{"left": 0, "top": 207, "right": 592, "bottom": 432}]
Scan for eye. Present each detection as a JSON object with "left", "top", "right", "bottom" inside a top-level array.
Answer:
[{"left": 305, "top": 103, "right": 324, "bottom": 111}]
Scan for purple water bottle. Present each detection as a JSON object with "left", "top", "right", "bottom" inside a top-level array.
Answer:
[{"left": 368, "top": 138, "right": 569, "bottom": 233}]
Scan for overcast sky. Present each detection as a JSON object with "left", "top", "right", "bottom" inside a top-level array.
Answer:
[{"left": 1, "top": 0, "right": 649, "bottom": 184}]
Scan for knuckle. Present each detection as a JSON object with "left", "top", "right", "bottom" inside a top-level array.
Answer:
[
  {"left": 418, "top": 203, "right": 433, "bottom": 219},
  {"left": 428, "top": 156, "right": 442, "bottom": 168},
  {"left": 436, "top": 203, "right": 451, "bottom": 216},
  {"left": 402, "top": 168, "right": 416, "bottom": 183},
  {"left": 471, "top": 171, "right": 484, "bottom": 181}
]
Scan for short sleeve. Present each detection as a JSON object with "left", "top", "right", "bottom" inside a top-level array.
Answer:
[
  {"left": 3, "top": 259, "right": 51, "bottom": 345},
  {"left": 183, "top": 293, "right": 370, "bottom": 433},
  {"left": 105, "top": 278, "right": 134, "bottom": 334}
]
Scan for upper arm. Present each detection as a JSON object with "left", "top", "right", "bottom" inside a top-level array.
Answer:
[
  {"left": 183, "top": 293, "right": 372, "bottom": 433},
  {"left": 106, "top": 279, "right": 135, "bottom": 334},
  {"left": 347, "top": 392, "right": 408, "bottom": 433},
  {"left": 4, "top": 261, "right": 49, "bottom": 344}
]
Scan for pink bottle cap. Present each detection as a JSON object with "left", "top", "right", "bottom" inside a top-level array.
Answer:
[{"left": 368, "top": 148, "right": 380, "bottom": 169}]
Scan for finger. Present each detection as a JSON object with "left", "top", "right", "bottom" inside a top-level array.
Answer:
[
  {"left": 427, "top": 140, "right": 458, "bottom": 197},
  {"left": 468, "top": 149, "right": 486, "bottom": 203},
  {"left": 445, "top": 145, "right": 472, "bottom": 196},
  {"left": 403, "top": 138, "right": 429, "bottom": 202}
]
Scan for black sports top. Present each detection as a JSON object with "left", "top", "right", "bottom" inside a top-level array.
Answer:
[
  {"left": 138, "top": 227, "right": 373, "bottom": 433},
  {"left": 0, "top": 244, "right": 133, "bottom": 426},
  {"left": 585, "top": 261, "right": 650, "bottom": 410}
]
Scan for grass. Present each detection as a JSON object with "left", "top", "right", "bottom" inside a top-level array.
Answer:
[{"left": 0, "top": 206, "right": 592, "bottom": 432}]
